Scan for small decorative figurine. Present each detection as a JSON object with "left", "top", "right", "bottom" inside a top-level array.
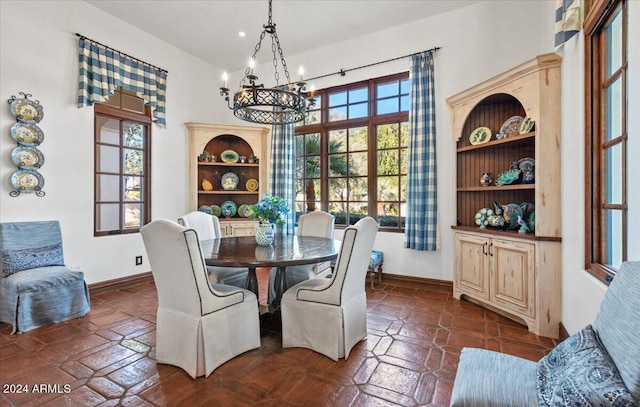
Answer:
[{"left": 517, "top": 215, "right": 530, "bottom": 234}]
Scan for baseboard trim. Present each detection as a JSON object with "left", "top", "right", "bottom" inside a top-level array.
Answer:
[
  {"left": 382, "top": 273, "right": 453, "bottom": 289},
  {"left": 559, "top": 322, "right": 570, "bottom": 341},
  {"left": 89, "top": 271, "right": 153, "bottom": 294}
]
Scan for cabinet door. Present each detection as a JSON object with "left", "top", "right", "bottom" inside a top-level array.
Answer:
[
  {"left": 454, "top": 233, "right": 490, "bottom": 300},
  {"left": 230, "top": 222, "right": 257, "bottom": 237},
  {"left": 490, "top": 238, "right": 535, "bottom": 317}
]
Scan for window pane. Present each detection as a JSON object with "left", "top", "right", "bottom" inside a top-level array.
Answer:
[
  {"left": 400, "top": 79, "right": 409, "bottom": 94},
  {"left": 329, "top": 202, "right": 346, "bottom": 225},
  {"left": 329, "top": 91, "right": 347, "bottom": 106},
  {"left": 400, "top": 175, "right": 407, "bottom": 200},
  {"left": 605, "top": 8, "right": 623, "bottom": 77},
  {"left": 605, "top": 143, "right": 623, "bottom": 204},
  {"left": 377, "top": 82, "right": 398, "bottom": 98},
  {"left": 96, "top": 174, "right": 120, "bottom": 201},
  {"left": 125, "top": 203, "right": 142, "bottom": 228},
  {"left": 605, "top": 77, "right": 623, "bottom": 141},
  {"left": 295, "top": 179, "right": 305, "bottom": 202},
  {"left": 604, "top": 209, "right": 623, "bottom": 268},
  {"left": 348, "top": 178, "right": 368, "bottom": 201},
  {"left": 296, "top": 157, "right": 305, "bottom": 179},
  {"left": 400, "top": 95, "right": 410, "bottom": 112},
  {"left": 329, "top": 130, "right": 347, "bottom": 153},
  {"left": 328, "top": 178, "right": 346, "bottom": 201},
  {"left": 98, "top": 145, "right": 120, "bottom": 173},
  {"left": 124, "top": 122, "right": 144, "bottom": 148},
  {"left": 329, "top": 106, "right": 347, "bottom": 121},
  {"left": 124, "top": 148, "right": 143, "bottom": 175},
  {"left": 349, "top": 152, "right": 368, "bottom": 176},
  {"left": 377, "top": 150, "right": 399, "bottom": 175},
  {"left": 349, "top": 102, "right": 368, "bottom": 119},
  {"left": 377, "top": 124, "right": 399, "bottom": 148},
  {"left": 124, "top": 176, "right": 142, "bottom": 201},
  {"left": 349, "top": 127, "right": 368, "bottom": 150},
  {"left": 378, "top": 176, "right": 400, "bottom": 201},
  {"left": 96, "top": 203, "right": 120, "bottom": 231},
  {"left": 97, "top": 117, "right": 120, "bottom": 144},
  {"left": 295, "top": 135, "right": 305, "bottom": 156},
  {"left": 349, "top": 87, "right": 368, "bottom": 103},
  {"left": 400, "top": 148, "right": 408, "bottom": 174},
  {"left": 304, "top": 133, "right": 320, "bottom": 154},
  {"left": 329, "top": 154, "right": 347, "bottom": 177},
  {"left": 377, "top": 98, "right": 399, "bottom": 115},
  {"left": 306, "top": 109, "right": 321, "bottom": 125},
  {"left": 400, "top": 122, "right": 409, "bottom": 146},
  {"left": 305, "top": 156, "right": 320, "bottom": 178}
]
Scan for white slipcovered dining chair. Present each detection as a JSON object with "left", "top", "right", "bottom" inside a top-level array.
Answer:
[
  {"left": 267, "top": 211, "right": 335, "bottom": 303},
  {"left": 140, "top": 219, "right": 260, "bottom": 378},
  {"left": 281, "top": 216, "right": 378, "bottom": 361},
  {"left": 178, "top": 211, "right": 249, "bottom": 288}
]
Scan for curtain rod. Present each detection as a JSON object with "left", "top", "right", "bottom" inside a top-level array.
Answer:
[
  {"left": 75, "top": 33, "right": 169, "bottom": 74},
  {"left": 305, "top": 46, "right": 440, "bottom": 82}
]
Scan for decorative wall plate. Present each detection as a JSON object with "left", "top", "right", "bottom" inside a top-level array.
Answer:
[
  {"left": 246, "top": 178, "right": 259, "bottom": 191},
  {"left": 220, "top": 201, "right": 237, "bottom": 217},
  {"left": 518, "top": 157, "right": 535, "bottom": 172},
  {"left": 210, "top": 204, "right": 222, "bottom": 217},
  {"left": 198, "top": 205, "right": 213, "bottom": 215},
  {"left": 221, "top": 172, "right": 239, "bottom": 190},
  {"left": 519, "top": 117, "right": 535, "bottom": 134},
  {"left": 9, "top": 97, "right": 44, "bottom": 123},
  {"left": 238, "top": 204, "right": 248, "bottom": 218},
  {"left": 499, "top": 116, "right": 524, "bottom": 138},
  {"left": 11, "top": 169, "right": 44, "bottom": 192},
  {"left": 468, "top": 127, "right": 492, "bottom": 145},
  {"left": 220, "top": 150, "right": 239, "bottom": 163},
  {"left": 10, "top": 122, "right": 44, "bottom": 146},
  {"left": 495, "top": 169, "right": 521, "bottom": 185},
  {"left": 11, "top": 146, "right": 44, "bottom": 168}
]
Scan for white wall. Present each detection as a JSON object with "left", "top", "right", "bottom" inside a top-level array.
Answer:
[
  {"left": 0, "top": 0, "right": 222, "bottom": 283},
  {"left": 2, "top": 0, "right": 637, "bottom": 334}
]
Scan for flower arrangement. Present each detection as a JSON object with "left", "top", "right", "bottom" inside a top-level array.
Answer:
[{"left": 250, "top": 194, "right": 289, "bottom": 226}]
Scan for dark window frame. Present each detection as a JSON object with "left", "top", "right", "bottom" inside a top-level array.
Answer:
[
  {"left": 584, "top": 0, "right": 628, "bottom": 282},
  {"left": 94, "top": 89, "right": 152, "bottom": 237},
  {"left": 295, "top": 72, "right": 409, "bottom": 231}
]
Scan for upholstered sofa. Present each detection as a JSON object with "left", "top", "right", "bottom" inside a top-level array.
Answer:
[
  {"left": 450, "top": 261, "right": 640, "bottom": 406},
  {"left": 0, "top": 221, "right": 90, "bottom": 334}
]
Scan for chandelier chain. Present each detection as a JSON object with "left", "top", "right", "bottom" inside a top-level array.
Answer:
[{"left": 271, "top": 36, "right": 280, "bottom": 86}]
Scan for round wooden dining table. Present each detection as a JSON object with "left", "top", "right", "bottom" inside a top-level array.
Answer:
[{"left": 200, "top": 235, "right": 339, "bottom": 309}]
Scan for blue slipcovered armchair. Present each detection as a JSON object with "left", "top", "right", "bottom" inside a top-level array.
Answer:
[
  {"left": 450, "top": 261, "right": 640, "bottom": 406},
  {"left": 0, "top": 221, "right": 90, "bottom": 334}
]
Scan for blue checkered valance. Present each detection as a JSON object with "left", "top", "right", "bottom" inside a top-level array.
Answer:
[
  {"left": 77, "top": 37, "right": 168, "bottom": 127},
  {"left": 555, "top": 0, "right": 582, "bottom": 47}
]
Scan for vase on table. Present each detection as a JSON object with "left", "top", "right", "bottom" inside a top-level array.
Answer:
[{"left": 255, "top": 223, "right": 275, "bottom": 246}]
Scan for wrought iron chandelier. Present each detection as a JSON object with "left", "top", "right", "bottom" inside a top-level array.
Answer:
[{"left": 219, "top": 0, "right": 315, "bottom": 125}]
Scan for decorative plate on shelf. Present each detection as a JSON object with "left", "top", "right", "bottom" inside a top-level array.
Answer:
[
  {"left": 11, "top": 169, "right": 44, "bottom": 192},
  {"left": 238, "top": 204, "right": 248, "bottom": 218},
  {"left": 494, "top": 169, "right": 521, "bottom": 186},
  {"left": 220, "top": 200, "right": 237, "bottom": 217},
  {"left": 468, "top": 127, "right": 492, "bottom": 145},
  {"left": 246, "top": 178, "right": 259, "bottom": 192},
  {"left": 10, "top": 122, "right": 44, "bottom": 146},
  {"left": 220, "top": 150, "right": 239, "bottom": 163},
  {"left": 198, "top": 205, "right": 213, "bottom": 215},
  {"left": 210, "top": 204, "right": 222, "bottom": 217},
  {"left": 519, "top": 117, "right": 535, "bottom": 134},
  {"left": 221, "top": 172, "right": 239, "bottom": 190},
  {"left": 499, "top": 116, "right": 524, "bottom": 138},
  {"left": 9, "top": 97, "right": 44, "bottom": 123},
  {"left": 11, "top": 146, "right": 44, "bottom": 168},
  {"left": 517, "top": 157, "right": 535, "bottom": 172}
]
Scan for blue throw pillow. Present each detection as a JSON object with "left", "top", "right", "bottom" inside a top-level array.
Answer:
[
  {"left": 1, "top": 242, "right": 65, "bottom": 277},
  {"left": 537, "top": 324, "right": 636, "bottom": 406}
]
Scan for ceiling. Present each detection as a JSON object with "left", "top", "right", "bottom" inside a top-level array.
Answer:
[{"left": 84, "top": 0, "right": 479, "bottom": 72}]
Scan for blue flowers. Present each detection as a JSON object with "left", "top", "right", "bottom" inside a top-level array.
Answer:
[{"left": 251, "top": 194, "right": 289, "bottom": 226}]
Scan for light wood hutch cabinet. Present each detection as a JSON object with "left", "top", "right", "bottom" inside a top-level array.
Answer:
[
  {"left": 447, "top": 53, "right": 562, "bottom": 338},
  {"left": 185, "top": 123, "right": 271, "bottom": 237}
]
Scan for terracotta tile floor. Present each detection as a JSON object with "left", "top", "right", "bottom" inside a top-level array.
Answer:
[{"left": 0, "top": 276, "right": 558, "bottom": 406}]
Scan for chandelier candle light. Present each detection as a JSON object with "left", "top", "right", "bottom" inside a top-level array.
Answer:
[{"left": 219, "top": 0, "right": 316, "bottom": 125}]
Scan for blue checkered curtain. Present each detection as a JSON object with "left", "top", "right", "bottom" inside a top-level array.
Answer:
[
  {"left": 555, "top": 0, "right": 582, "bottom": 47},
  {"left": 77, "top": 38, "right": 168, "bottom": 127},
  {"left": 405, "top": 51, "right": 438, "bottom": 251},
  {"left": 269, "top": 123, "right": 296, "bottom": 235}
]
